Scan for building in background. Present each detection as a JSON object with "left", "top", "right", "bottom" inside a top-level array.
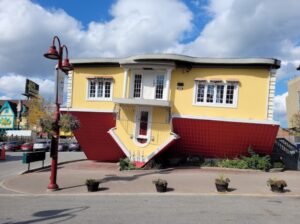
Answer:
[
  {"left": 286, "top": 76, "right": 300, "bottom": 128},
  {"left": 0, "top": 100, "right": 28, "bottom": 130},
  {"left": 63, "top": 54, "right": 281, "bottom": 167}
]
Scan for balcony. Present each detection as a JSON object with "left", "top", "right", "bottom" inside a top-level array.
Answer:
[{"left": 113, "top": 97, "right": 171, "bottom": 107}]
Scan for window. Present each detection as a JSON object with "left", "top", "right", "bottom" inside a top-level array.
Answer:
[
  {"left": 194, "top": 81, "right": 238, "bottom": 107},
  {"left": 155, "top": 75, "right": 164, "bottom": 99},
  {"left": 133, "top": 74, "right": 142, "bottom": 98},
  {"left": 88, "top": 78, "right": 112, "bottom": 100}
]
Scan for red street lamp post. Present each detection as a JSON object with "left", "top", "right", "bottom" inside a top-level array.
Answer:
[{"left": 44, "top": 36, "right": 73, "bottom": 190}]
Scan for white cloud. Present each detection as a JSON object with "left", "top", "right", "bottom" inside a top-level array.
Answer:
[
  {"left": 80, "top": 0, "right": 193, "bottom": 57},
  {"left": 273, "top": 92, "right": 288, "bottom": 126},
  {"left": 0, "top": 74, "right": 55, "bottom": 100},
  {"left": 0, "top": 0, "right": 83, "bottom": 79}
]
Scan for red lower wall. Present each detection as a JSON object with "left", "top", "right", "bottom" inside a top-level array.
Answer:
[
  {"left": 69, "top": 111, "right": 279, "bottom": 161},
  {"left": 169, "top": 118, "right": 279, "bottom": 158},
  {"left": 69, "top": 112, "right": 125, "bottom": 161}
]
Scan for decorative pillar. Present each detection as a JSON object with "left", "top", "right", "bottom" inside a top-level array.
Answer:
[
  {"left": 165, "top": 68, "right": 173, "bottom": 101},
  {"left": 122, "top": 68, "right": 129, "bottom": 98}
]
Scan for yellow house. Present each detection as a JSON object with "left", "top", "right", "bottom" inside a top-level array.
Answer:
[{"left": 62, "top": 54, "right": 281, "bottom": 167}]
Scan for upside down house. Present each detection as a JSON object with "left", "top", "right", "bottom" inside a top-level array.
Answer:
[{"left": 62, "top": 54, "right": 281, "bottom": 167}]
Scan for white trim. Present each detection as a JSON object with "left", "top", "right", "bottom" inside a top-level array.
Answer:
[
  {"left": 267, "top": 69, "right": 276, "bottom": 120},
  {"left": 165, "top": 68, "right": 173, "bottom": 101},
  {"left": 113, "top": 98, "right": 171, "bottom": 107},
  {"left": 193, "top": 81, "right": 238, "bottom": 108},
  {"left": 172, "top": 114, "right": 280, "bottom": 125},
  {"left": 122, "top": 68, "right": 129, "bottom": 98},
  {"left": 133, "top": 106, "right": 152, "bottom": 147},
  {"left": 108, "top": 128, "right": 131, "bottom": 158},
  {"left": 66, "top": 71, "right": 73, "bottom": 108},
  {"left": 60, "top": 108, "right": 114, "bottom": 113},
  {"left": 86, "top": 78, "right": 113, "bottom": 101},
  {"left": 143, "top": 132, "right": 179, "bottom": 163},
  {"left": 71, "top": 54, "right": 281, "bottom": 69}
]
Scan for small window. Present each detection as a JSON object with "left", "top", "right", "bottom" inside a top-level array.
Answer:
[
  {"left": 133, "top": 74, "right": 142, "bottom": 98},
  {"left": 88, "top": 78, "right": 112, "bottom": 100},
  {"left": 195, "top": 81, "right": 238, "bottom": 107}
]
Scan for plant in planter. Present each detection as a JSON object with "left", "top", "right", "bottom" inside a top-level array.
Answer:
[
  {"left": 152, "top": 178, "right": 168, "bottom": 192},
  {"left": 215, "top": 174, "right": 230, "bottom": 192},
  {"left": 85, "top": 179, "right": 100, "bottom": 192},
  {"left": 267, "top": 178, "right": 287, "bottom": 193}
]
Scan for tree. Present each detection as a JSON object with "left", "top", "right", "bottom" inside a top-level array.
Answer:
[
  {"left": 59, "top": 113, "right": 80, "bottom": 133},
  {"left": 39, "top": 113, "right": 80, "bottom": 137},
  {"left": 26, "top": 96, "right": 48, "bottom": 131}
]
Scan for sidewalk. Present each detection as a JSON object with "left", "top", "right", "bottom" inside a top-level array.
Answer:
[{"left": 2, "top": 160, "right": 300, "bottom": 196}]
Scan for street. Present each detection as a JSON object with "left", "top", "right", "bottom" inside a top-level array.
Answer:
[
  {"left": 1, "top": 152, "right": 300, "bottom": 224},
  {"left": 0, "top": 195, "right": 300, "bottom": 224}
]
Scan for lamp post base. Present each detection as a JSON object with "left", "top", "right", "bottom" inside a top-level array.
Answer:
[{"left": 47, "top": 183, "right": 59, "bottom": 191}]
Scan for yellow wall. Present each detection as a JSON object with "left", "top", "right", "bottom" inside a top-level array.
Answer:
[
  {"left": 170, "top": 68, "right": 270, "bottom": 120},
  {"left": 72, "top": 66, "right": 270, "bottom": 120},
  {"left": 71, "top": 67, "right": 124, "bottom": 110},
  {"left": 116, "top": 105, "right": 172, "bottom": 158}
]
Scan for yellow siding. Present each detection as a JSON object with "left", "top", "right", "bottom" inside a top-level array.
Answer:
[
  {"left": 116, "top": 106, "right": 171, "bottom": 158},
  {"left": 71, "top": 67, "right": 124, "bottom": 110},
  {"left": 170, "top": 68, "right": 269, "bottom": 120}
]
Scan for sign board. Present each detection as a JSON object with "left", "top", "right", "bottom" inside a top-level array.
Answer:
[
  {"left": 0, "top": 116, "right": 14, "bottom": 129},
  {"left": 25, "top": 79, "right": 39, "bottom": 97},
  {"left": 55, "top": 69, "right": 65, "bottom": 105}
]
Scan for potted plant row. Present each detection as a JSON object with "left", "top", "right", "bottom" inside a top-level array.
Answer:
[{"left": 85, "top": 179, "right": 100, "bottom": 192}]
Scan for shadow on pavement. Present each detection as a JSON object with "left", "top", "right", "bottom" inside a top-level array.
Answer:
[
  {"left": 3, "top": 206, "right": 89, "bottom": 224},
  {"left": 99, "top": 169, "right": 172, "bottom": 184}
]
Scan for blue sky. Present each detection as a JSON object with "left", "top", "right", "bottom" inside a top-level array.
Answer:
[{"left": 1, "top": 0, "right": 300, "bottom": 127}]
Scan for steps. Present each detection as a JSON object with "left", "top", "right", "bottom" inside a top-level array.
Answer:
[{"left": 272, "top": 138, "right": 299, "bottom": 170}]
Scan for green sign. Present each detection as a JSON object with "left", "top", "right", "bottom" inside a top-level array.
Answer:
[{"left": 25, "top": 79, "right": 39, "bottom": 97}]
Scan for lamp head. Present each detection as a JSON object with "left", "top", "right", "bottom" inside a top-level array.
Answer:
[
  {"left": 44, "top": 45, "right": 60, "bottom": 60},
  {"left": 61, "top": 58, "right": 73, "bottom": 72}
]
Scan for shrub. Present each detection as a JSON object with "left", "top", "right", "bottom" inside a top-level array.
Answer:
[
  {"left": 218, "top": 158, "right": 248, "bottom": 169},
  {"left": 152, "top": 178, "right": 168, "bottom": 187},
  {"left": 119, "top": 158, "right": 136, "bottom": 170},
  {"left": 85, "top": 179, "right": 99, "bottom": 185},
  {"left": 215, "top": 174, "right": 230, "bottom": 185},
  {"left": 267, "top": 178, "right": 287, "bottom": 187}
]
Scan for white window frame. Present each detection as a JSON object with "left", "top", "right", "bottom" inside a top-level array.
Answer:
[
  {"left": 133, "top": 106, "right": 152, "bottom": 147},
  {"left": 130, "top": 70, "right": 167, "bottom": 100},
  {"left": 86, "top": 78, "right": 113, "bottom": 101},
  {"left": 154, "top": 74, "right": 165, "bottom": 100},
  {"left": 193, "top": 81, "right": 239, "bottom": 108}
]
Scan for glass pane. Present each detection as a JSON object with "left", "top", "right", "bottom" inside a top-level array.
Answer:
[
  {"left": 133, "top": 74, "right": 142, "bottom": 98},
  {"left": 139, "top": 111, "right": 148, "bottom": 136},
  {"left": 97, "top": 81, "right": 103, "bottom": 98},
  {"left": 104, "top": 82, "right": 111, "bottom": 98},
  {"left": 226, "top": 85, "right": 235, "bottom": 104},
  {"left": 89, "top": 81, "right": 96, "bottom": 98},
  {"left": 155, "top": 75, "right": 164, "bottom": 99},
  {"left": 216, "top": 85, "right": 224, "bottom": 103},
  {"left": 197, "top": 83, "right": 205, "bottom": 102},
  {"left": 206, "top": 84, "right": 214, "bottom": 103}
]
